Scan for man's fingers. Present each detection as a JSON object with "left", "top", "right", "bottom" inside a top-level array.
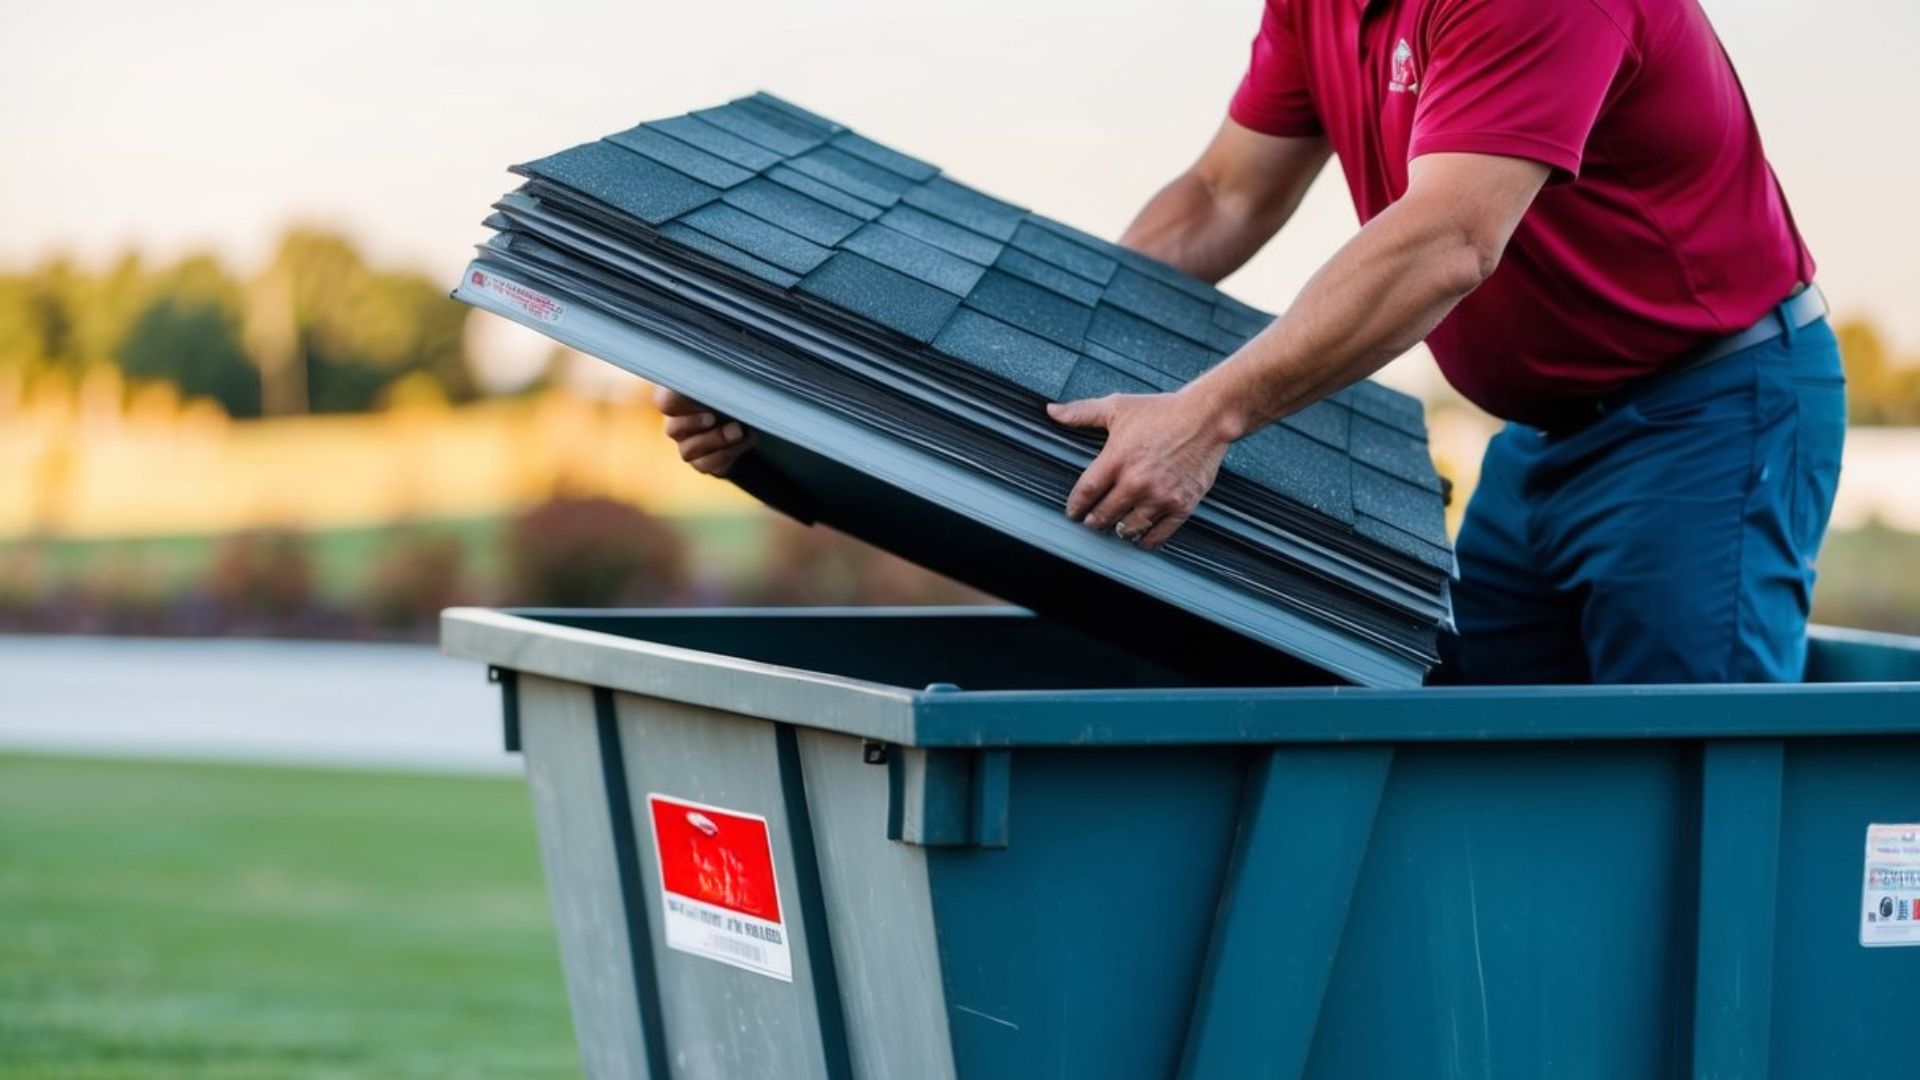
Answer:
[
  {"left": 653, "top": 385, "right": 712, "bottom": 417},
  {"left": 689, "top": 433, "right": 755, "bottom": 476},
  {"left": 1139, "top": 511, "right": 1189, "bottom": 550},
  {"left": 1064, "top": 455, "right": 1119, "bottom": 521},
  {"left": 1047, "top": 395, "right": 1118, "bottom": 431},
  {"left": 1083, "top": 482, "right": 1147, "bottom": 532},
  {"left": 663, "top": 411, "right": 718, "bottom": 439},
  {"left": 676, "top": 423, "right": 747, "bottom": 463},
  {"left": 688, "top": 447, "right": 745, "bottom": 476}
]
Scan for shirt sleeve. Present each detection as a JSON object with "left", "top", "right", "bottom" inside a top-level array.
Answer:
[
  {"left": 1409, "top": 0, "right": 1638, "bottom": 182},
  {"left": 1228, "top": 1, "right": 1324, "bottom": 138}
]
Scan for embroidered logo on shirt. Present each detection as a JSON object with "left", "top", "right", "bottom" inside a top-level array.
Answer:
[{"left": 1389, "top": 38, "right": 1419, "bottom": 93}]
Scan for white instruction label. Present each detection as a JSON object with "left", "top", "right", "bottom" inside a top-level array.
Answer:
[
  {"left": 468, "top": 268, "right": 565, "bottom": 324},
  {"left": 1861, "top": 823, "right": 1920, "bottom": 948}
]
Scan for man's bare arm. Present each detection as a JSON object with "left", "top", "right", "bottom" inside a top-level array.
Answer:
[
  {"left": 1187, "top": 152, "right": 1547, "bottom": 438},
  {"left": 1119, "top": 118, "right": 1332, "bottom": 283},
  {"left": 1051, "top": 152, "right": 1550, "bottom": 547}
]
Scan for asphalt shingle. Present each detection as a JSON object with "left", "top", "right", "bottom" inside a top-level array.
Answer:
[
  {"left": 721, "top": 178, "right": 864, "bottom": 247},
  {"left": 515, "top": 140, "right": 718, "bottom": 225},
  {"left": 788, "top": 146, "right": 917, "bottom": 207},
  {"left": 1082, "top": 342, "right": 1181, "bottom": 393},
  {"left": 1116, "top": 246, "right": 1218, "bottom": 302},
  {"left": 796, "top": 252, "right": 961, "bottom": 344},
  {"left": 1280, "top": 399, "right": 1351, "bottom": 452},
  {"left": 901, "top": 176, "right": 1025, "bottom": 242},
  {"left": 878, "top": 205, "right": 1004, "bottom": 265},
  {"left": 1213, "top": 296, "right": 1273, "bottom": 338},
  {"left": 1355, "top": 515, "right": 1454, "bottom": 571},
  {"left": 963, "top": 270, "right": 1093, "bottom": 351},
  {"left": 1207, "top": 323, "right": 1253, "bottom": 354},
  {"left": 993, "top": 247, "right": 1103, "bottom": 307},
  {"left": 1102, "top": 266, "right": 1216, "bottom": 346},
  {"left": 1353, "top": 465, "right": 1449, "bottom": 546},
  {"left": 679, "top": 202, "right": 831, "bottom": 275},
  {"left": 932, "top": 309, "right": 1080, "bottom": 398},
  {"left": 1224, "top": 424, "right": 1356, "bottom": 525},
  {"left": 647, "top": 116, "right": 782, "bottom": 171},
  {"left": 840, "top": 223, "right": 986, "bottom": 297},
  {"left": 1351, "top": 414, "right": 1440, "bottom": 491},
  {"left": 766, "top": 165, "right": 886, "bottom": 221},
  {"left": 740, "top": 92, "right": 845, "bottom": 135},
  {"left": 1345, "top": 379, "right": 1428, "bottom": 438},
  {"left": 695, "top": 102, "right": 828, "bottom": 157},
  {"left": 1008, "top": 221, "right": 1117, "bottom": 285},
  {"left": 1061, "top": 357, "right": 1159, "bottom": 402},
  {"left": 1028, "top": 216, "right": 1123, "bottom": 260},
  {"left": 606, "top": 125, "right": 755, "bottom": 189},
  {"left": 657, "top": 222, "right": 802, "bottom": 290},
  {"left": 830, "top": 131, "right": 939, "bottom": 182},
  {"left": 1085, "top": 304, "right": 1216, "bottom": 382}
]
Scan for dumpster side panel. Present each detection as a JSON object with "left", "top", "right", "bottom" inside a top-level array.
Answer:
[
  {"left": 612, "top": 692, "right": 845, "bottom": 1080},
  {"left": 1772, "top": 737, "right": 1920, "bottom": 1077},
  {"left": 923, "top": 747, "right": 1249, "bottom": 1079},
  {"left": 1304, "top": 743, "right": 1697, "bottom": 1080},
  {"left": 795, "top": 729, "right": 959, "bottom": 1080},
  {"left": 517, "top": 676, "right": 661, "bottom": 1080}
]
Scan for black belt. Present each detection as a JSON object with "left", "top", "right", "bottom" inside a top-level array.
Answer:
[{"left": 1533, "top": 284, "right": 1828, "bottom": 435}]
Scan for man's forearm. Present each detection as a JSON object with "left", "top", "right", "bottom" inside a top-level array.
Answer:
[
  {"left": 1119, "top": 125, "right": 1331, "bottom": 283},
  {"left": 1122, "top": 172, "right": 1278, "bottom": 285},
  {"left": 1184, "top": 155, "right": 1547, "bottom": 440}
]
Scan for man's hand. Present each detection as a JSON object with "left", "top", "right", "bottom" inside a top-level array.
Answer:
[
  {"left": 1047, "top": 387, "right": 1232, "bottom": 550},
  {"left": 654, "top": 386, "right": 754, "bottom": 476}
]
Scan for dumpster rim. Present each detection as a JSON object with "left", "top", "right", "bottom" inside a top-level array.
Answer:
[
  {"left": 443, "top": 607, "right": 1920, "bottom": 749},
  {"left": 440, "top": 606, "right": 923, "bottom": 744}
]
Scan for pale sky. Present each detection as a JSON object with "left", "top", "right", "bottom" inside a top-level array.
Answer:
[{"left": 4, "top": 0, "right": 1918, "bottom": 376}]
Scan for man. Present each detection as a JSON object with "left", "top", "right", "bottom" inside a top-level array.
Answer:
[{"left": 660, "top": 0, "right": 1846, "bottom": 684}]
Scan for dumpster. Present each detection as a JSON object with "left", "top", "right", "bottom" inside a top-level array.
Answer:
[{"left": 443, "top": 606, "right": 1920, "bottom": 1079}]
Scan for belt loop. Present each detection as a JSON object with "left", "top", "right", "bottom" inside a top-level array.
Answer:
[{"left": 1777, "top": 295, "right": 1797, "bottom": 346}]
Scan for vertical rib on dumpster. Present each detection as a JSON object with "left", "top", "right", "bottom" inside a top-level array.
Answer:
[
  {"left": 774, "top": 724, "right": 856, "bottom": 1080},
  {"left": 1177, "top": 747, "right": 1393, "bottom": 1080},
  {"left": 1690, "top": 740, "right": 1785, "bottom": 1080},
  {"left": 593, "top": 688, "right": 674, "bottom": 1079},
  {"left": 515, "top": 676, "right": 663, "bottom": 1079}
]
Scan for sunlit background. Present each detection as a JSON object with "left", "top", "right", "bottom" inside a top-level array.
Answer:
[{"left": 3, "top": 1, "right": 1917, "bottom": 1075}]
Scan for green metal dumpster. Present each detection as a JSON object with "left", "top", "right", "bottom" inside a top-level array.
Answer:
[{"left": 443, "top": 606, "right": 1920, "bottom": 1079}]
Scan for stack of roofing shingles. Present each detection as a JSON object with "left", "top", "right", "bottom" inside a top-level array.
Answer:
[{"left": 459, "top": 93, "right": 1454, "bottom": 685}]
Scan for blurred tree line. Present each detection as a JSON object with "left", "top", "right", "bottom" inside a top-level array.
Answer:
[
  {"left": 1835, "top": 321, "right": 1920, "bottom": 425},
  {"left": 3, "top": 236, "right": 1920, "bottom": 422},
  {"left": 0, "top": 229, "right": 474, "bottom": 417}
]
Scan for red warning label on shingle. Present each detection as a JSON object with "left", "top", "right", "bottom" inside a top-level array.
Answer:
[
  {"left": 470, "top": 268, "right": 565, "bottom": 324},
  {"left": 647, "top": 793, "right": 792, "bottom": 980}
]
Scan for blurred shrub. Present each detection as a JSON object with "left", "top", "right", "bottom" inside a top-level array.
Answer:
[
  {"left": 206, "top": 529, "right": 315, "bottom": 624},
  {"left": 67, "top": 548, "right": 175, "bottom": 632},
  {"left": 748, "top": 519, "right": 988, "bottom": 606},
  {"left": 505, "top": 496, "right": 688, "bottom": 606},
  {"left": 0, "top": 543, "right": 49, "bottom": 623},
  {"left": 1813, "top": 521, "right": 1920, "bottom": 635},
  {"left": 363, "top": 525, "right": 471, "bottom": 634}
]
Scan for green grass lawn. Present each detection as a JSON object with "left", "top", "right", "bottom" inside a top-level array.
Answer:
[{"left": 0, "top": 755, "right": 579, "bottom": 1079}]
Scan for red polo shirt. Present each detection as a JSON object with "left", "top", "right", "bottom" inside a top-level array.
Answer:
[{"left": 1229, "top": 0, "right": 1816, "bottom": 424}]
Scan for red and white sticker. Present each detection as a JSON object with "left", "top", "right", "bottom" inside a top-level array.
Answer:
[
  {"left": 1862, "top": 823, "right": 1920, "bottom": 948},
  {"left": 648, "top": 793, "right": 792, "bottom": 980},
  {"left": 469, "top": 268, "right": 565, "bottom": 324}
]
